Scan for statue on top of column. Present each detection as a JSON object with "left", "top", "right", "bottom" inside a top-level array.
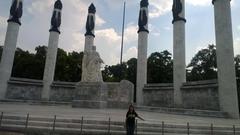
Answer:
[
  {"left": 50, "top": 0, "right": 62, "bottom": 34},
  {"left": 85, "top": 3, "right": 96, "bottom": 37},
  {"left": 172, "top": 0, "right": 186, "bottom": 23},
  {"left": 138, "top": 0, "right": 149, "bottom": 33},
  {"left": 8, "top": 0, "right": 23, "bottom": 25}
]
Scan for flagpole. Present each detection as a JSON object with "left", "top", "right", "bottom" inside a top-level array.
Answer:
[{"left": 120, "top": 1, "right": 126, "bottom": 65}]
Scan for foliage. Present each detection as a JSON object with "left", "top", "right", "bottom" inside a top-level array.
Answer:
[
  {"left": 147, "top": 50, "right": 173, "bottom": 83},
  {"left": 187, "top": 44, "right": 217, "bottom": 81}
]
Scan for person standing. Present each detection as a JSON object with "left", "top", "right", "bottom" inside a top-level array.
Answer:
[{"left": 125, "top": 105, "right": 144, "bottom": 135}]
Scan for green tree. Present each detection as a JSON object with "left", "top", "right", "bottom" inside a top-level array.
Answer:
[
  {"left": 147, "top": 50, "right": 173, "bottom": 83},
  {"left": 102, "top": 63, "right": 127, "bottom": 82},
  {"left": 126, "top": 58, "right": 137, "bottom": 86},
  {"left": 54, "top": 49, "right": 83, "bottom": 82},
  {"left": 54, "top": 48, "right": 68, "bottom": 81},
  {"left": 11, "top": 46, "right": 46, "bottom": 80},
  {"left": 187, "top": 44, "right": 217, "bottom": 81}
]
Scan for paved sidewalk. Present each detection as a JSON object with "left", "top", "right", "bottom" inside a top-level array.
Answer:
[{"left": 0, "top": 102, "right": 239, "bottom": 127}]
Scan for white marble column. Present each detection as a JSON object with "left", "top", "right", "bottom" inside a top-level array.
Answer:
[
  {"left": 42, "top": 32, "right": 59, "bottom": 100},
  {"left": 136, "top": 0, "right": 149, "bottom": 105},
  {"left": 0, "top": 0, "right": 23, "bottom": 99},
  {"left": 81, "top": 3, "right": 97, "bottom": 82},
  {"left": 83, "top": 4, "right": 96, "bottom": 53},
  {"left": 213, "top": 0, "right": 239, "bottom": 118},
  {"left": 172, "top": 0, "right": 186, "bottom": 106},
  {"left": 136, "top": 32, "right": 148, "bottom": 105},
  {"left": 0, "top": 22, "right": 20, "bottom": 99},
  {"left": 42, "top": 0, "right": 62, "bottom": 100},
  {"left": 84, "top": 35, "right": 94, "bottom": 52}
]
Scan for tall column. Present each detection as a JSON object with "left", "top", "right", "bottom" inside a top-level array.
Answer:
[
  {"left": 212, "top": 0, "right": 239, "bottom": 118},
  {"left": 0, "top": 0, "right": 23, "bottom": 99},
  {"left": 81, "top": 3, "right": 97, "bottom": 82},
  {"left": 136, "top": 0, "right": 149, "bottom": 105},
  {"left": 172, "top": 0, "right": 186, "bottom": 106},
  {"left": 84, "top": 3, "right": 96, "bottom": 52},
  {"left": 42, "top": 0, "right": 62, "bottom": 100}
]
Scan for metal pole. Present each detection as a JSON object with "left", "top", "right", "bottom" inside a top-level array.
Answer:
[
  {"left": 162, "top": 121, "right": 164, "bottom": 135},
  {"left": 0, "top": 112, "right": 3, "bottom": 127},
  {"left": 135, "top": 119, "right": 138, "bottom": 135},
  {"left": 80, "top": 116, "right": 83, "bottom": 135},
  {"left": 187, "top": 122, "right": 190, "bottom": 135},
  {"left": 210, "top": 123, "right": 213, "bottom": 135},
  {"left": 108, "top": 117, "right": 111, "bottom": 135},
  {"left": 120, "top": 1, "right": 126, "bottom": 65},
  {"left": 24, "top": 113, "right": 29, "bottom": 135},
  {"left": 233, "top": 125, "right": 236, "bottom": 135},
  {"left": 52, "top": 115, "right": 57, "bottom": 135}
]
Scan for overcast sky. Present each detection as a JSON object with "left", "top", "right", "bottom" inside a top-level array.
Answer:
[{"left": 0, "top": 0, "right": 239, "bottom": 66}]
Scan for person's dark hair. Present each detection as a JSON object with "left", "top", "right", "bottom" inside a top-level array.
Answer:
[{"left": 127, "top": 104, "right": 136, "bottom": 113}]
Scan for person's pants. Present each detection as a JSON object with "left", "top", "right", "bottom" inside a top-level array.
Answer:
[{"left": 127, "top": 124, "right": 135, "bottom": 135}]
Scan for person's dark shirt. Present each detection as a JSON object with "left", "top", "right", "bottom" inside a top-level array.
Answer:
[{"left": 126, "top": 111, "right": 138, "bottom": 125}]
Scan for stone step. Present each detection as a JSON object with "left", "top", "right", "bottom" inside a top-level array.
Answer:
[
  {"left": 3, "top": 115, "right": 239, "bottom": 130},
  {"left": 2, "top": 118, "right": 240, "bottom": 135},
  {"left": 136, "top": 106, "right": 229, "bottom": 118},
  {"left": 2, "top": 124, "right": 240, "bottom": 135}
]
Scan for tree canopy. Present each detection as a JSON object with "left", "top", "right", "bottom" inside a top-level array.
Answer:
[{"left": 187, "top": 45, "right": 217, "bottom": 81}]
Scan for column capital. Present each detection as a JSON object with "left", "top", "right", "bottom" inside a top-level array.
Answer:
[
  {"left": 172, "top": 0, "right": 186, "bottom": 24},
  {"left": 8, "top": 0, "right": 23, "bottom": 25},
  {"left": 85, "top": 3, "right": 96, "bottom": 37},
  {"left": 172, "top": 18, "right": 186, "bottom": 24},
  {"left": 138, "top": 0, "right": 149, "bottom": 33},
  {"left": 49, "top": 0, "right": 62, "bottom": 34}
]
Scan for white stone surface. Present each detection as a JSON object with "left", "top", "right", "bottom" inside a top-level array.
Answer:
[
  {"left": 213, "top": 0, "right": 239, "bottom": 118},
  {"left": 136, "top": 32, "right": 148, "bottom": 105},
  {"left": 0, "top": 22, "right": 20, "bottom": 99},
  {"left": 0, "top": 103, "right": 240, "bottom": 126},
  {"left": 84, "top": 35, "right": 94, "bottom": 52},
  {"left": 42, "top": 32, "right": 59, "bottom": 100},
  {"left": 173, "top": 0, "right": 186, "bottom": 107},
  {"left": 81, "top": 50, "right": 103, "bottom": 82}
]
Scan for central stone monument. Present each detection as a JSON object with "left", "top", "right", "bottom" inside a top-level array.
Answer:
[{"left": 73, "top": 4, "right": 107, "bottom": 108}]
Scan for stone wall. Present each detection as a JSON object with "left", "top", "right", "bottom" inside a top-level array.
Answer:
[
  {"left": 50, "top": 81, "right": 76, "bottom": 101},
  {"left": 143, "top": 80, "right": 220, "bottom": 111},
  {"left": 143, "top": 84, "right": 174, "bottom": 107},
  {"left": 6, "top": 78, "right": 133, "bottom": 108},
  {"left": 181, "top": 80, "right": 219, "bottom": 110},
  {"left": 107, "top": 80, "right": 134, "bottom": 108},
  {"left": 6, "top": 78, "right": 42, "bottom": 100}
]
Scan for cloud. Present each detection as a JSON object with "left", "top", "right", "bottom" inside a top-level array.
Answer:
[
  {"left": 0, "top": 16, "right": 8, "bottom": 45},
  {"left": 237, "top": 25, "right": 240, "bottom": 31},
  {"left": 27, "top": 0, "right": 54, "bottom": 14},
  {"left": 234, "top": 38, "right": 240, "bottom": 55},
  {"left": 124, "top": 24, "right": 138, "bottom": 44},
  {"left": 149, "top": 0, "right": 172, "bottom": 18},
  {"left": 186, "top": 0, "right": 211, "bottom": 6},
  {"left": 149, "top": 24, "right": 161, "bottom": 36},
  {"left": 123, "top": 46, "right": 137, "bottom": 61},
  {"left": 92, "top": 23, "right": 138, "bottom": 65},
  {"left": 95, "top": 28, "right": 121, "bottom": 65},
  {"left": 0, "top": 16, "right": 7, "bottom": 29},
  {"left": 148, "top": 0, "right": 213, "bottom": 18}
]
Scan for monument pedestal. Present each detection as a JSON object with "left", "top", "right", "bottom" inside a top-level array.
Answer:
[{"left": 72, "top": 82, "right": 107, "bottom": 108}]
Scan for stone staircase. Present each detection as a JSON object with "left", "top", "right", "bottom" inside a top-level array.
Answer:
[{"left": 0, "top": 114, "right": 239, "bottom": 135}]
